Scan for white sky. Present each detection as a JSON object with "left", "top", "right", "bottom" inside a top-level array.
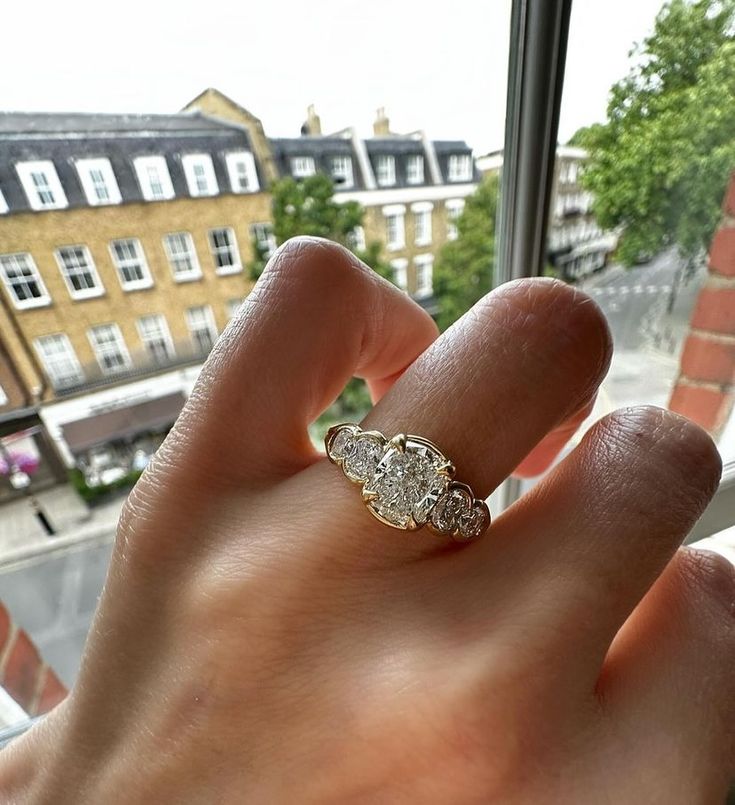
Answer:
[{"left": 2, "top": 0, "right": 665, "bottom": 154}]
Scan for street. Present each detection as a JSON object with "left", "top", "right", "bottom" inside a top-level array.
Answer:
[{"left": 0, "top": 249, "right": 707, "bottom": 693}]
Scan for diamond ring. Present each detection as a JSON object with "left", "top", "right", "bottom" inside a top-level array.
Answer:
[{"left": 325, "top": 423, "right": 491, "bottom": 541}]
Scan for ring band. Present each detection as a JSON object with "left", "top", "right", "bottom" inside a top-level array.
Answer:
[{"left": 325, "top": 423, "right": 490, "bottom": 541}]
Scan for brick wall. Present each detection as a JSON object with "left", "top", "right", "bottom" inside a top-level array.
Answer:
[
  {"left": 0, "top": 602, "right": 66, "bottom": 716},
  {"left": 669, "top": 173, "right": 735, "bottom": 436}
]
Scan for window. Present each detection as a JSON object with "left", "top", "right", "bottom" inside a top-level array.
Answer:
[
  {"left": 16, "top": 160, "right": 67, "bottom": 210},
  {"left": 330, "top": 156, "right": 354, "bottom": 187},
  {"left": 0, "top": 383, "right": 7, "bottom": 406},
  {"left": 291, "top": 156, "right": 316, "bottom": 178},
  {"left": 446, "top": 199, "right": 465, "bottom": 240},
  {"left": 447, "top": 154, "right": 473, "bottom": 182},
  {"left": 347, "top": 226, "right": 366, "bottom": 252},
  {"left": 34, "top": 334, "right": 83, "bottom": 389},
  {"left": 226, "top": 151, "right": 259, "bottom": 193},
  {"left": 375, "top": 155, "right": 396, "bottom": 186},
  {"left": 88, "top": 324, "right": 132, "bottom": 374},
  {"left": 75, "top": 158, "right": 121, "bottom": 206},
  {"left": 55, "top": 246, "right": 104, "bottom": 300},
  {"left": 137, "top": 314, "right": 175, "bottom": 364},
  {"left": 226, "top": 298, "right": 243, "bottom": 319},
  {"left": 134, "top": 156, "right": 175, "bottom": 201},
  {"left": 0, "top": 253, "right": 50, "bottom": 309},
  {"left": 414, "top": 255, "right": 434, "bottom": 298},
  {"left": 251, "top": 223, "right": 277, "bottom": 259},
  {"left": 406, "top": 155, "right": 424, "bottom": 185},
  {"left": 383, "top": 204, "right": 406, "bottom": 251},
  {"left": 0, "top": 189, "right": 8, "bottom": 214},
  {"left": 390, "top": 259, "right": 408, "bottom": 292},
  {"left": 412, "top": 202, "right": 433, "bottom": 246},
  {"left": 181, "top": 154, "right": 219, "bottom": 197},
  {"left": 186, "top": 305, "right": 218, "bottom": 355},
  {"left": 163, "top": 232, "right": 201, "bottom": 281},
  {"left": 208, "top": 228, "right": 241, "bottom": 274},
  {"left": 109, "top": 239, "right": 152, "bottom": 290}
]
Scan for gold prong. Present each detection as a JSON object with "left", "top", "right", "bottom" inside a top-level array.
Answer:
[
  {"left": 406, "top": 515, "right": 419, "bottom": 530},
  {"left": 389, "top": 433, "right": 407, "bottom": 452},
  {"left": 362, "top": 489, "right": 379, "bottom": 502},
  {"left": 438, "top": 461, "right": 456, "bottom": 478}
]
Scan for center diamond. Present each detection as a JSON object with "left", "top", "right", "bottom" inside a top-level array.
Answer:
[{"left": 363, "top": 438, "right": 449, "bottom": 529}]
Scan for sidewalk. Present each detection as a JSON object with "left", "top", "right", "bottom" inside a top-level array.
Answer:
[{"left": 0, "top": 485, "right": 124, "bottom": 567}]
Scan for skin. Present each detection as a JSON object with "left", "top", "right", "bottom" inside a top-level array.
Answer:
[{"left": 0, "top": 237, "right": 732, "bottom": 804}]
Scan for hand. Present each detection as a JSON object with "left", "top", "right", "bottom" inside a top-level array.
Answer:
[{"left": 2, "top": 238, "right": 731, "bottom": 804}]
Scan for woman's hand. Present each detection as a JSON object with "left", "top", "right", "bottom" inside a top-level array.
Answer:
[{"left": 2, "top": 238, "right": 731, "bottom": 804}]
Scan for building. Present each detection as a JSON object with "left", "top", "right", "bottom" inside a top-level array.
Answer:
[
  {"left": 0, "top": 90, "right": 480, "bottom": 487},
  {"left": 272, "top": 107, "right": 480, "bottom": 309},
  {"left": 476, "top": 145, "right": 617, "bottom": 281}
]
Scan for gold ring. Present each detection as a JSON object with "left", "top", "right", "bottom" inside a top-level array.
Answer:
[{"left": 325, "top": 423, "right": 490, "bottom": 541}]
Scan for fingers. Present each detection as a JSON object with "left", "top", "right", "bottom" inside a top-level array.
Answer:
[
  {"left": 473, "top": 407, "right": 721, "bottom": 690},
  {"left": 152, "top": 237, "right": 438, "bottom": 485},
  {"left": 362, "top": 278, "right": 611, "bottom": 498},
  {"left": 599, "top": 548, "right": 735, "bottom": 800}
]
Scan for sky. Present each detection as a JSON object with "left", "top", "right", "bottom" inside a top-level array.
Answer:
[{"left": 2, "top": 0, "right": 666, "bottom": 154}]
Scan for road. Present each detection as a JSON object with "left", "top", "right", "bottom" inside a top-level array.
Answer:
[{"left": 0, "top": 249, "right": 707, "bottom": 697}]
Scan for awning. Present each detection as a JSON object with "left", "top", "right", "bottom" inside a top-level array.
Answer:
[{"left": 62, "top": 392, "right": 186, "bottom": 453}]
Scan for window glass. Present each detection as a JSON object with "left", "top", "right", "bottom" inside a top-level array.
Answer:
[
  {"left": 0, "top": 253, "right": 50, "bottom": 308},
  {"left": 55, "top": 246, "right": 104, "bottom": 299},
  {"left": 110, "top": 239, "right": 152, "bottom": 289},
  {"left": 163, "top": 232, "right": 201, "bottom": 280},
  {"left": 137, "top": 314, "right": 175, "bottom": 364},
  {"left": 34, "top": 334, "right": 84, "bottom": 388},
  {"left": 208, "top": 228, "right": 241, "bottom": 273},
  {"left": 88, "top": 324, "right": 131, "bottom": 374}
]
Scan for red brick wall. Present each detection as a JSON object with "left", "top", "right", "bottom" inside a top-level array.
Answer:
[
  {"left": 669, "top": 173, "right": 735, "bottom": 435},
  {"left": 0, "top": 602, "right": 67, "bottom": 716}
]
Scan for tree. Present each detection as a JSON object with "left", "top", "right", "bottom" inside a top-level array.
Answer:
[
  {"left": 578, "top": 0, "right": 735, "bottom": 266},
  {"left": 250, "top": 173, "right": 391, "bottom": 280},
  {"left": 433, "top": 175, "right": 499, "bottom": 331}
]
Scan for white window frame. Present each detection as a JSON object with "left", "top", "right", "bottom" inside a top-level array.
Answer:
[
  {"left": 34, "top": 334, "right": 84, "bottom": 389},
  {"left": 447, "top": 154, "right": 473, "bottom": 182},
  {"left": 406, "top": 154, "right": 425, "bottom": 185},
  {"left": 75, "top": 158, "right": 122, "bottom": 206},
  {"left": 54, "top": 245, "right": 105, "bottom": 301},
  {"left": 208, "top": 227, "right": 241, "bottom": 275},
  {"left": 446, "top": 198, "right": 465, "bottom": 241},
  {"left": 133, "top": 156, "right": 175, "bottom": 201},
  {"left": 383, "top": 204, "right": 406, "bottom": 251},
  {"left": 390, "top": 258, "right": 409, "bottom": 292},
  {"left": 0, "top": 190, "right": 8, "bottom": 214},
  {"left": 226, "top": 298, "right": 243, "bottom": 319},
  {"left": 186, "top": 305, "right": 219, "bottom": 354},
  {"left": 163, "top": 232, "right": 202, "bottom": 282},
  {"left": 414, "top": 254, "right": 434, "bottom": 299},
  {"left": 16, "top": 160, "right": 68, "bottom": 211},
  {"left": 347, "top": 225, "right": 366, "bottom": 252},
  {"left": 0, "top": 253, "right": 51, "bottom": 309},
  {"left": 109, "top": 238, "right": 153, "bottom": 291},
  {"left": 136, "top": 314, "right": 175, "bottom": 363},
  {"left": 375, "top": 155, "right": 396, "bottom": 187},
  {"left": 411, "top": 201, "right": 433, "bottom": 246},
  {"left": 250, "top": 223, "right": 277, "bottom": 259},
  {"left": 88, "top": 323, "right": 132, "bottom": 375},
  {"left": 0, "top": 382, "right": 7, "bottom": 405},
  {"left": 181, "top": 153, "right": 219, "bottom": 197},
  {"left": 329, "top": 155, "right": 354, "bottom": 188},
  {"left": 291, "top": 156, "right": 316, "bottom": 178},
  {"left": 225, "top": 151, "right": 259, "bottom": 193}
]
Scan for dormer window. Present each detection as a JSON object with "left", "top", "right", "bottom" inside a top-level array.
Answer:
[
  {"left": 16, "top": 160, "right": 68, "bottom": 210},
  {"left": 134, "top": 156, "right": 175, "bottom": 201},
  {"left": 447, "top": 154, "right": 473, "bottom": 182},
  {"left": 406, "top": 155, "right": 424, "bottom": 185},
  {"left": 291, "top": 156, "right": 316, "bottom": 178},
  {"left": 76, "top": 158, "right": 122, "bottom": 206},
  {"left": 375, "top": 155, "right": 396, "bottom": 187},
  {"left": 226, "top": 151, "right": 259, "bottom": 193},
  {"left": 182, "top": 154, "right": 219, "bottom": 197},
  {"left": 330, "top": 156, "right": 354, "bottom": 187}
]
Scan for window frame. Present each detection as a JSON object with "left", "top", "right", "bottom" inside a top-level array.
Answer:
[
  {"left": 250, "top": 222, "right": 277, "bottom": 259},
  {"left": 225, "top": 151, "right": 260, "bottom": 193},
  {"left": 136, "top": 314, "right": 175, "bottom": 364},
  {"left": 54, "top": 245, "right": 105, "bottom": 301},
  {"left": 0, "top": 189, "right": 8, "bottom": 214},
  {"left": 389, "top": 258, "right": 409, "bottom": 292},
  {"left": 75, "top": 158, "right": 122, "bottom": 206},
  {"left": 0, "top": 253, "right": 51, "bottom": 310},
  {"left": 133, "top": 156, "right": 175, "bottom": 201},
  {"left": 406, "top": 154, "right": 425, "bottom": 185},
  {"left": 208, "top": 227, "right": 242, "bottom": 275},
  {"left": 185, "top": 305, "right": 219, "bottom": 355},
  {"left": 413, "top": 254, "right": 434, "bottom": 299},
  {"left": 383, "top": 204, "right": 406, "bottom": 251},
  {"left": 181, "top": 153, "right": 219, "bottom": 197},
  {"left": 34, "top": 333, "right": 84, "bottom": 389},
  {"left": 87, "top": 323, "right": 133, "bottom": 375},
  {"left": 291, "top": 156, "right": 316, "bottom": 178},
  {"left": 329, "top": 155, "right": 354, "bottom": 188},
  {"left": 375, "top": 155, "right": 396, "bottom": 187},
  {"left": 446, "top": 198, "right": 465, "bottom": 241},
  {"left": 163, "top": 232, "right": 202, "bottom": 282},
  {"left": 411, "top": 201, "right": 433, "bottom": 246},
  {"left": 109, "top": 238, "right": 153, "bottom": 291},
  {"left": 15, "top": 160, "right": 68, "bottom": 211},
  {"left": 447, "top": 154, "right": 473, "bottom": 183}
]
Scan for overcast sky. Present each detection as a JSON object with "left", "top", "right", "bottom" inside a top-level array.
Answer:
[{"left": 3, "top": 0, "right": 665, "bottom": 154}]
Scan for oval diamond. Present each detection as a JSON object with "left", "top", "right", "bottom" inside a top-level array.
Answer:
[
  {"left": 343, "top": 434, "right": 386, "bottom": 482},
  {"left": 327, "top": 426, "right": 357, "bottom": 461}
]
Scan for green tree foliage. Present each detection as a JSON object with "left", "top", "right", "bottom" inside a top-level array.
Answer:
[
  {"left": 433, "top": 176, "right": 499, "bottom": 331},
  {"left": 250, "top": 173, "right": 391, "bottom": 280},
  {"left": 579, "top": 0, "right": 735, "bottom": 266}
]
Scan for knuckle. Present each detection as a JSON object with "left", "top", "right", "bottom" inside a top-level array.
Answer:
[{"left": 267, "top": 236, "right": 362, "bottom": 291}]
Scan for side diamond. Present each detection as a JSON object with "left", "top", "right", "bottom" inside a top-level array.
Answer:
[
  {"left": 344, "top": 434, "right": 386, "bottom": 482},
  {"left": 327, "top": 426, "right": 357, "bottom": 462}
]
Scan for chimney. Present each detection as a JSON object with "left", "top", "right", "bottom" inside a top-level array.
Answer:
[
  {"left": 301, "top": 104, "right": 321, "bottom": 136},
  {"left": 373, "top": 107, "right": 390, "bottom": 136}
]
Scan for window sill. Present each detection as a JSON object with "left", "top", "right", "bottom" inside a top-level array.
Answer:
[
  {"left": 69, "top": 289, "right": 105, "bottom": 302},
  {"left": 12, "top": 297, "right": 51, "bottom": 310},
  {"left": 173, "top": 273, "right": 203, "bottom": 283},
  {"left": 415, "top": 239, "right": 432, "bottom": 247},
  {"left": 215, "top": 265, "right": 243, "bottom": 277},
  {"left": 387, "top": 243, "right": 405, "bottom": 253},
  {"left": 120, "top": 280, "right": 155, "bottom": 292}
]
